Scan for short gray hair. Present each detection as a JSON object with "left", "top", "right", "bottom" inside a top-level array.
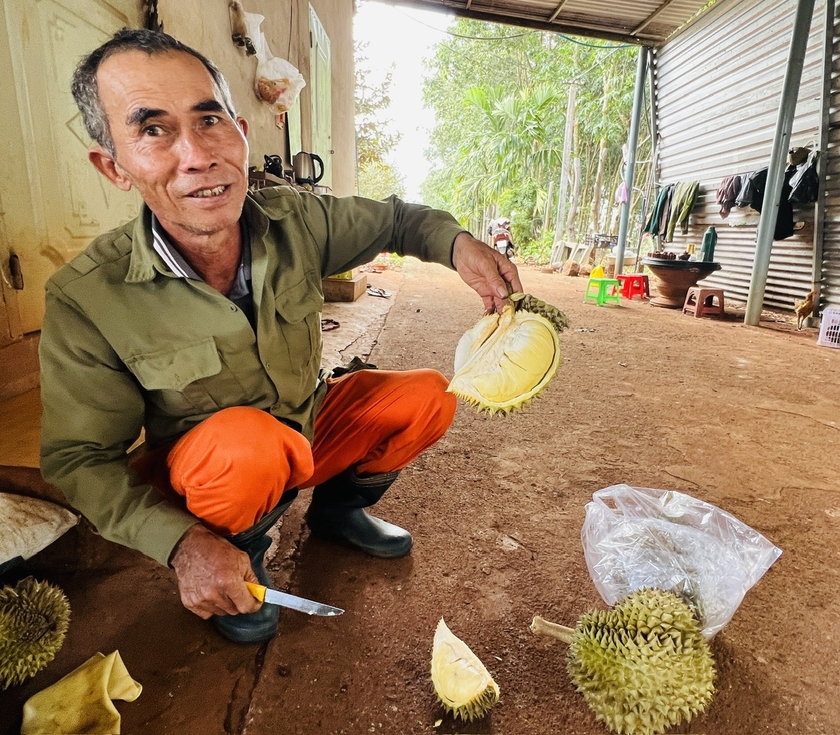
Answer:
[{"left": 71, "top": 28, "right": 238, "bottom": 157}]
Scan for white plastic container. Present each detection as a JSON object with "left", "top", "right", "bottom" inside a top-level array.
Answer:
[{"left": 817, "top": 306, "right": 840, "bottom": 349}]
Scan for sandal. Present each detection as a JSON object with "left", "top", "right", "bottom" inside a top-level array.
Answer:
[{"left": 366, "top": 286, "right": 391, "bottom": 298}]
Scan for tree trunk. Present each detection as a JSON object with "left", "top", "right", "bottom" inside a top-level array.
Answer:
[
  {"left": 567, "top": 157, "right": 581, "bottom": 239},
  {"left": 544, "top": 179, "right": 555, "bottom": 234},
  {"left": 552, "top": 82, "right": 577, "bottom": 246}
]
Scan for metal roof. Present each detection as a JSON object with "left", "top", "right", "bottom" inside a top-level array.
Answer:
[{"left": 379, "top": 0, "right": 721, "bottom": 46}]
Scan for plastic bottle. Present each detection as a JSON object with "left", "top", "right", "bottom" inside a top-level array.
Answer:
[{"left": 701, "top": 226, "right": 717, "bottom": 262}]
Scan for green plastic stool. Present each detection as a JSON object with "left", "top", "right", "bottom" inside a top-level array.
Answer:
[{"left": 583, "top": 266, "right": 621, "bottom": 306}]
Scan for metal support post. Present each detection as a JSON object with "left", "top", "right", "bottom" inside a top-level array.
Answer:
[
  {"left": 615, "top": 46, "right": 649, "bottom": 276},
  {"left": 744, "top": 0, "right": 817, "bottom": 325}
]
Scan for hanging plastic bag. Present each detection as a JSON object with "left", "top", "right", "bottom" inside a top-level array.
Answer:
[
  {"left": 244, "top": 12, "right": 306, "bottom": 114},
  {"left": 581, "top": 484, "right": 782, "bottom": 639},
  {"left": 788, "top": 149, "right": 820, "bottom": 204}
]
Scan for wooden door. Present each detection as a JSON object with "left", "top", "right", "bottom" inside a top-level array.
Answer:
[
  {"left": 0, "top": 0, "right": 142, "bottom": 335},
  {"left": 309, "top": 5, "right": 332, "bottom": 189}
]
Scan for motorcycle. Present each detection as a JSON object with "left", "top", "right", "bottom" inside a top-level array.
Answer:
[{"left": 488, "top": 218, "right": 515, "bottom": 259}]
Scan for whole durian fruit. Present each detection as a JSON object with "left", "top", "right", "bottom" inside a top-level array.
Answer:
[
  {"left": 431, "top": 618, "right": 500, "bottom": 721},
  {"left": 0, "top": 577, "right": 71, "bottom": 690},
  {"left": 531, "top": 588, "right": 715, "bottom": 735},
  {"left": 448, "top": 293, "right": 570, "bottom": 415}
]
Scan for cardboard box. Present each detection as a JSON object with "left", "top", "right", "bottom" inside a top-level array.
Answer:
[
  {"left": 326, "top": 268, "right": 359, "bottom": 281},
  {"left": 323, "top": 273, "right": 367, "bottom": 302}
]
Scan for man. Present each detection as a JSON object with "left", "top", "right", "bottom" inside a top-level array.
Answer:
[{"left": 39, "top": 29, "right": 522, "bottom": 643}]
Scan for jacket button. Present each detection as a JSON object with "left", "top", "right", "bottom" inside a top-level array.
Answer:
[{"left": 230, "top": 305, "right": 237, "bottom": 311}]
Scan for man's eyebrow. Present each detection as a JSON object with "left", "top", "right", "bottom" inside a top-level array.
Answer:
[
  {"left": 127, "top": 107, "right": 167, "bottom": 127},
  {"left": 193, "top": 99, "right": 226, "bottom": 114}
]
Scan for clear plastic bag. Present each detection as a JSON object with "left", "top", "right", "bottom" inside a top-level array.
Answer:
[
  {"left": 581, "top": 484, "right": 782, "bottom": 638},
  {"left": 244, "top": 12, "right": 306, "bottom": 114}
]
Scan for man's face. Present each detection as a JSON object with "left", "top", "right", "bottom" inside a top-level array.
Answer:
[{"left": 92, "top": 50, "right": 250, "bottom": 244}]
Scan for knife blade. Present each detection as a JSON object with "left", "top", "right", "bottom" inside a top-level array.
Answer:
[{"left": 245, "top": 582, "right": 344, "bottom": 617}]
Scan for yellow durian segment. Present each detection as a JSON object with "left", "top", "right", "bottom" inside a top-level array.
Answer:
[
  {"left": 448, "top": 296, "right": 563, "bottom": 414},
  {"left": 431, "top": 618, "right": 500, "bottom": 721}
]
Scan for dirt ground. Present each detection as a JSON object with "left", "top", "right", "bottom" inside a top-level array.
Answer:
[{"left": 2, "top": 259, "right": 839, "bottom": 735}]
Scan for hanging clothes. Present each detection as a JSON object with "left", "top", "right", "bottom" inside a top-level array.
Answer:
[
  {"left": 744, "top": 166, "right": 796, "bottom": 240},
  {"left": 716, "top": 174, "right": 742, "bottom": 218},
  {"left": 665, "top": 180, "right": 699, "bottom": 242},
  {"left": 644, "top": 183, "right": 674, "bottom": 236},
  {"left": 735, "top": 171, "right": 759, "bottom": 208}
]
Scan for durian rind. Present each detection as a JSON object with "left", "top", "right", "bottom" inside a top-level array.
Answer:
[
  {"left": 567, "top": 588, "right": 715, "bottom": 735},
  {"left": 448, "top": 293, "right": 566, "bottom": 415},
  {"left": 431, "top": 618, "right": 500, "bottom": 721},
  {"left": 0, "top": 577, "right": 71, "bottom": 690}
]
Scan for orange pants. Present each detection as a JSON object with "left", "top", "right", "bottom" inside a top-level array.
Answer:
[{"left": 152, "top": 369, "right": 456, "bottom": 535}]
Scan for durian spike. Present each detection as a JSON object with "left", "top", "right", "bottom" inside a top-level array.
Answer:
[
  {"left": 0, "top": 577, "right": 71, "bottom": 690},
  {"left": 529, "top": 589, "right": 715, "bottom": 735},
  {"left": 431, "top": 618, "right": 500, "bottom": 722}
]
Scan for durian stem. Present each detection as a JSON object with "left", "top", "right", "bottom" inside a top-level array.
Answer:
[{"left": 529, "top": 616, "right": 574, "bottom": 643}]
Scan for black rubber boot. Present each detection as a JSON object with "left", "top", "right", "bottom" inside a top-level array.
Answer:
[
  {"left": 305, "top": 470, "right": 412, "bottom": 559},
  {"left": 214, "top": 488, "right": 298, "bottom": 643}
]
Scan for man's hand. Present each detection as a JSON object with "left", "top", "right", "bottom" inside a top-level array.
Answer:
[
  {"left": 452, "top": 232, "right": 524, "bottom": 314},
  {"left": 170, "top": 524, "right": 262, "bottom": 618}
]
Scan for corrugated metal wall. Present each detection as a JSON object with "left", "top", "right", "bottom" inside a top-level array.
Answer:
[
  {"left": 652, "top": 0, "right": 826, "bottom": 312},
  {"left": 821, "top": 1, "right": 840, "bottom": 307}
]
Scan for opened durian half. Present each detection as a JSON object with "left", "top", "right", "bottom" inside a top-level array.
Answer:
[
  {"left": 431, "top": 618, "right": 500, "bottom": 721},
  {"left": 448, "top": 293, "right": 570, "bottom": 414}
]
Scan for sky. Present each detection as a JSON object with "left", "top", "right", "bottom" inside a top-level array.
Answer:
[{"left": 353, "top": 2, "right": 454, "bottom": 201}]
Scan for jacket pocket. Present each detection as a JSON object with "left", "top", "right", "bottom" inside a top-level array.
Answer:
[
  {"left": 273, "top": 276, "right": 323, "bottom": 376},
  {"left": 126, "top": 337, "right": 224, "bottom": 413}
]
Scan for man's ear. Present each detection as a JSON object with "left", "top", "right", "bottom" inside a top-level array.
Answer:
[
  {"left": 88, "top": 146, "right": 133, "bottom": 192},
  {"left": 236, "top": 116, "right": 249, "bottom": 137}
]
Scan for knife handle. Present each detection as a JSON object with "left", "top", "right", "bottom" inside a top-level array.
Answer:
[{"left": 245, "top": 581, "right": 267, "bottom": 602}]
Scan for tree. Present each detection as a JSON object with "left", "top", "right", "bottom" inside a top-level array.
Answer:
[
  {"left": 421, "top": 20, "right": 648, "bottom": 262},
  {"left": 355, "top": 41, "right": 405, "bottom": 197}
]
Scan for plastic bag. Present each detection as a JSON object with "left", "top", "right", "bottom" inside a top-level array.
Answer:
[
  {"left": 0, "top": 494, "right": 78, "bottom": 574},
  {"left": 581, "top": 484, "right": 782, "bottom": 638},
  {"left": 245, "top": 12, "right": 305, "bottom": 114}
]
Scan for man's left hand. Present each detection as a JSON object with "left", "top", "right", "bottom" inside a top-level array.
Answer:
[{"left": 452, "top": 232, "right": 523, "bottom": 314}]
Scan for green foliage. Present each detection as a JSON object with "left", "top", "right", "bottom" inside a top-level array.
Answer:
[
  {"left": 421, "top": 20, "right": 650, "bottom": 252},
  {"left": 357, "top": 160, "right": 406, "bottom": 200},
  {"left": 355, "top": 41, "right": 405, "bottom": 196}
]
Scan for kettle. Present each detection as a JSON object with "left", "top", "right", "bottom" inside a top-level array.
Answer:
[{"left": 293, "top": 151, "right": 324, "bottom": 186}]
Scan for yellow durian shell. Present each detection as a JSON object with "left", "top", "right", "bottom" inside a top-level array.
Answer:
[
  {"left": 448, "top": 303, "right": 561, "bottom": 414},
  {"left": 431, "top": 618, "right": 500, "bottom": 721}
]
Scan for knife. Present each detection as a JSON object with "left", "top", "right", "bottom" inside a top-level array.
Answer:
[{"left": 245, "top": 582, "right": 344, "bottom": 617}]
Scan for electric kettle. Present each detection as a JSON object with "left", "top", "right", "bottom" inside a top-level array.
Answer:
[{"left": 293, "top": 151, "right": 324, "bottom": 186}]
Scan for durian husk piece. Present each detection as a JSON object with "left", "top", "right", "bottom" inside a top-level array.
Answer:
[
  {"left": 448, "top": 293, "right": 570, "bottom": 415},
  {"left": 0, "top": 577, "right": 71, "bottom": 690},
  {"left": 431, "top": 618, "right": 500, "bottom": 721},
  {"left": 530, "top": 588, "right": 715, "bottom": 735}
]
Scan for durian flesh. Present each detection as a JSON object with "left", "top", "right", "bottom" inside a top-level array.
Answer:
[
  {"left": 448, "top": 293, "right": 568, "bottom": 414},
  {"left": 0, "top": 577, "right": 71, "bottom": 690},
  {"left": 431, "top": 618, "right": 500, "bottom": 721},
  {"left": 567, "top": 588, "right": 715, "bottom": 735}
]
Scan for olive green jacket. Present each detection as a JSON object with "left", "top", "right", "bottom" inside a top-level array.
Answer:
[{"left": 39, "top": 187, "right": 465, "bottom": 566}]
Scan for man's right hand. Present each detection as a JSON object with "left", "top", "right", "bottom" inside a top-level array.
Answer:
[{"left": 169, "top": 524, "right": 262, "bottom": 618}]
